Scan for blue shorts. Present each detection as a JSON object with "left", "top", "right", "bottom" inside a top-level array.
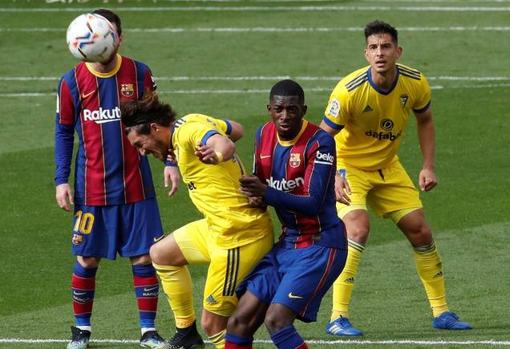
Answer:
[
  {"left": 71, "top": 198, "right": 164, "bottom": 260},
  {"left": 237, "top": 243, "right": 346, "bottom": 322}
]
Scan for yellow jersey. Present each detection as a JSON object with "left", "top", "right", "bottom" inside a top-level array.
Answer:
[
  {"left": 172, "top": 113, "right": 273, "bottom": 248},
  {"left": 323, "top": 64, "right": 431, "bottom": 170}
]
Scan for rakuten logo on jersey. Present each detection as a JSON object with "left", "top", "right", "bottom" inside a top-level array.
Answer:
[
  {"left": 315, "top": 151, "right": 334, "bottom": 165},
  {"left": 266, "top": 176, "right": 305, "bottom": 192},
  {"left": 83, "top": 107, "right": 121, "bottom": 124}
]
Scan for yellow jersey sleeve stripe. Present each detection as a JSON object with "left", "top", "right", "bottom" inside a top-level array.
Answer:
[
  {"left": 397, "top": 63, "right": 421, "bottom": 74},
  {"left": 399, "top": 70, "right": 421, "bottom": 81},
  {"left": 345, "top": 71, "right": 369, "bottom": 91},
  {"left": 397, "top": 64, "right": 421, "bottom": 80}
]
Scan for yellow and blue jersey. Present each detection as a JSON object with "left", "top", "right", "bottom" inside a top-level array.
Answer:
[
  {"left": 322, "top": 64, "right": 431, "bottom": 170},
  {"left": 172, "top": 113, "right": 272, "bottom": 248}
]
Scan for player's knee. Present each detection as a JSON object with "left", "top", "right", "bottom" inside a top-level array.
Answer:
[
  {"left": 264, "top": 310, "right": 288, "bottom": 333},
  {"left": 200, "top": 317, "right": 213, "bottom": 336},
  {"left": 130, "top": 254, "right": 151, "bottom": 265},
  {"left": 201, "top": 316, "right": 224, "bottom": 336},
  {"left": 77, "top": 256, "right": 100, "bottom": 268},
  {"left": 149, "top": 243, "right": 164, "bottom": 264},
  {"left": 347, "top": 224, "right": 369, "bottom": 243},
  {"left": 226, "top": 313, "right": 241, "bottom": 332},
  {"left": 405, "top": 222, "right": 433, "bottom": 246}
]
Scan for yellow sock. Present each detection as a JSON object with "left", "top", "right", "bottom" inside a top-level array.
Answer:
[
  {"left": 153, "top": 263, "right": 196, "bottom": 328},
  {"left": 331, "top": 240, "right": 364, "bottom": 321},
  {"left": 208, "top": 329, "right": 226, "bottom": 349},
  {"left": 414, "top": 241, "right": 449, "bottom": 317}
]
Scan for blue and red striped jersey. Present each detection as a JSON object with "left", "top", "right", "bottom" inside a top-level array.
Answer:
[
  {"left": 254, "top": 120, "right": 346, "bottom": 249},
  {"left": 55, "top": 55, "right": 156, "bottom": 206}
]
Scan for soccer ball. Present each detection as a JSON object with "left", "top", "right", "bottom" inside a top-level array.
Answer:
[{"left": 66, "top": 13, "right": 118, "bottom": 63}]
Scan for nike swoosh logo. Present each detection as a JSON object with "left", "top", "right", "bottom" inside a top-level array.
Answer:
[
  {"left": 288, "top": 292, "right": 303, "bottom": 299},
  {"left": 153, "top": 235, "right": 165, "bottom": 243},
  {"left": 74, "top": 291, "right": 87, "bottom": 296},
  {"left": 260, "top": 155, "right": 271, "bottom": 159},
  {"left": 143, "top": 286, "right": 159, "bottom": 292},
  {"left": 81, "top": 90, "right": 95, "bottom": 99}
]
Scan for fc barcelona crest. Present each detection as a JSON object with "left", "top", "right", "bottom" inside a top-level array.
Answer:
[
  {"left": 121, "top": 83, "right": 135, "bottom": 97},
  {"left": 289, "top": 153, "right": 301, "bottom": 168}
]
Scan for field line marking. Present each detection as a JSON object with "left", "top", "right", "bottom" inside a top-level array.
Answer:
[
  {"left": 142, "top": 0, "right": 510, "bottom": 3},
  {"left": 1, "top": 76, "right": 510, "bottom": 82},
  {"left": 1, "top": 26, "right": 510, "bottom": 33},
  {"left": 1, "top": 338, "right": 509, "bottom": 345},
  {"left": 2, "top": 83, "right": 510, "bottom": 97},
  {"left": 1, "top": 6, "right": 510, "bottom": 12}
]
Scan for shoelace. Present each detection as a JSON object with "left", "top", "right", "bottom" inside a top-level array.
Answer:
[{"left": 338, "top": 317, "right": 352, "bottom": 327}]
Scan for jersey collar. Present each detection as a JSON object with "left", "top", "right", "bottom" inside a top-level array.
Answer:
[
  {"left": 367, "top": 66, "right": 399, "bottom": 95},
  {"left": 85, "top": 54, "right": 122, "bottom": 78}
]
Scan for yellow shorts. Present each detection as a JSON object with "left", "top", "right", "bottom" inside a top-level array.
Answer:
[
  {"left": 337, "top": 160, "right": 422, "bottom": 223},
  {"left": 173, "top": 219, "right": 273, "bottom": 316}
]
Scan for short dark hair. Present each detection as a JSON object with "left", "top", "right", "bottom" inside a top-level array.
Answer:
[
  {"left": 364, "top": 20, "right": 398, "bottom": 45},
  {"left": 269, "top": 79, "right": 305, "bottom": 104},
  {"left": 92, "top": 8, "right": 122, "bottom": 36},
  {"left": 121, "top": 95, "right": 177, "bottom": 135}
]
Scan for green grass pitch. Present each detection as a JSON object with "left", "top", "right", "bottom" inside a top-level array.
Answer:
[{"left": 0, "top": 1, "right": 509, "bottom": 348}]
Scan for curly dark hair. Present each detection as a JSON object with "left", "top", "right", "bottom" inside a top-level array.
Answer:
[
  {"left": 120, "top": 94, "right": 177, "bottom": 135},
  {"left": 364, "top": 20, "right": 398, "bottom": 45}
]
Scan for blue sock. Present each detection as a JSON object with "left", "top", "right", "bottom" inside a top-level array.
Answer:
[
  {"left": 132, "top": 264, "right": 159, "bottom": 330},
  {"left": 270, "top": 325, "right": 307, "bottom": 349},
  {"left": 72, "top": 262, "right": 98, "bottom": 327},
  {"left": 225, "top": 332, "right": 253, "bottom": 344}
]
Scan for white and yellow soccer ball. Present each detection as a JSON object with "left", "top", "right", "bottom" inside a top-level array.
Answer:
[{"left": 66, "top": 13, "right": 119, "bottom": 63}]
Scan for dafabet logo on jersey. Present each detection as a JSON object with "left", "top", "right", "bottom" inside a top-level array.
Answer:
[
  {"left": 365, "top": 118, "right": 401, "bottom": 141},
  {"left": 83, "top": 106, "right": 121, "bottom": 124}
]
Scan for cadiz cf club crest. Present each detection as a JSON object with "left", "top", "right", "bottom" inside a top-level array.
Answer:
[
  {"left": 289, "top": 153, "right": 301, "bottom": 168},
  {"left": 400, "top": 94, "right": 409, "bottom": 108},
  {"left": 121, "top": 83, "right": 135, "bottom": 97}
]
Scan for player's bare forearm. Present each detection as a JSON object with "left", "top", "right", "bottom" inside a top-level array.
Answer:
[
  {"left": 164, "top": 165, "right": 180, "bottom": 196},
  {"left": 195, "top": 134, "right": 235, "bottom": 164},
  {"left": 415, "top": 109, "right": 437, "bottom": 191},
  {"left": 415, "top": 108, "right": 436, "bottom": 171}
]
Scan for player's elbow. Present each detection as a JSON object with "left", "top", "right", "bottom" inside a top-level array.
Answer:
[{"left": 228, "top": 121, "right": 244, "bottom": 142}]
